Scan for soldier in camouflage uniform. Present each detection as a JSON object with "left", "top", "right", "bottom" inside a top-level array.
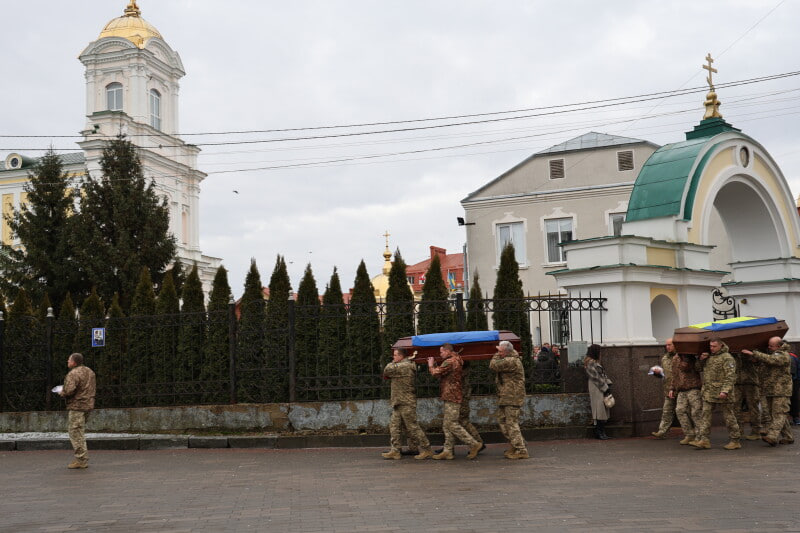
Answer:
[
  {"left": 690, "top": 339, "right": 741, "bottom": 450},
  {"left": 670, "top": 353, "right": 703, "bottom": 445},
  {"left": 381, "top": 348, "right": 433, "bottom": 460},
  {"left": 459, "top": 362, "right": 484, "bottom": 448},
  {"left": 428, "top": 344, "right": 482, "bottom": 460},
  {"left": 490, "top": 340, "right": 529, "bottom": 459},
  {"left": 59, "top": 353, "right": 96, "bottom": 469},
  {"left": 742, "top": 337, "right": 794, "bottom": 446},
  {"left": 733, "top": 349, "right": 763, "bottom": 440},
  {"left": 652, "top": 339, "right": 677, "bottom": 439}
]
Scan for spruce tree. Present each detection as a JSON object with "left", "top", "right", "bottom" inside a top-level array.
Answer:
[
  {"left": 153, "top": 271, "right": 179, "bottom": 403},
  {"left": 0, "top": 149, "right": 79, "bottom": 311},
  {"left": 295, "top": 264, "right": 320, "bottom": 401},
  {"left": 346, "top": 260, "right": 381, "bottom": 398},
  {"left": 465, "top": 272, "right": 489, "bottom": 331},
  {"left": 201, "top": 265, "right": 231, "bottom": 403},
  {"left": 127, "top": 267, "right": 156, "bottom": 404},
  {"left": 237, "top": 259, "right": 266, "bottom": 402},
  {"left": 170, "top": 260, "right": 186, "bottom": 300},
  {"left": 177, "top": 265, "right": 206, "bottom": 403},
  {"left": 417, "top": 255, "right": 455, "bottom": 334},
  {"left": 318, "top": 268, "right": 347, "bottom": 400},
  {"left": 71, "top": 138, "right": 175, "bottom": 310},
  {"left": 493, "top": 243, "right": 533, "bottom": 358},
  {"left": 103, "top": 293, "right": 126, "bottom": 407},
  {"left": 76, "top": 288, "right": 105, "bottom": 380},
  {"left": 383, "top": 249, "right": 415, "bottom": 354},
  {"left": 264, "top": 255, "right": 292, "bottom": 402},
  {"left": 52, "top": 292, "right": 77, "bottom": 390},
  {"left": 6, "top": 289, "right": 42, "bottom": 410}
]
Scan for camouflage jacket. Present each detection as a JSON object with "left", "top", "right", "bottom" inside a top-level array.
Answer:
[
  {"left": 461, "top": 362, "right": 472, "bottom": 402},
  {"left": 735, "top": 353, "right": 760, "bottom": 385},
  {"left": 489, "top": 351, "right": 525, "bottom": 406},
  {"left": 671, "top": 354, "right": 701, "bottom": 392},
  {"left": 749, "top": 343, "right": 792, "bottom": 397},
  {"left": 698, "top": 343, "right": 735, "bottom": 403},
  {"left": 430, "top": 354, "right": 464, "bottom": 404},
  {"left": 62, "top": 365, "right": 96, "bottom": 411},
  {"left": 383, "top": 358, "right": 418, "bottom": 407},
  {"left": 659, "top": 352, "right": 676, "bottom": 395}
]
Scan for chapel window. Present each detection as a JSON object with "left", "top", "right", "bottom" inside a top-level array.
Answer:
[
  {"left": 106, "top": 82, "right": 123, "bottom": 111},
  {"left": 149, "top": 89, "right": 161, "bottom": 130}
]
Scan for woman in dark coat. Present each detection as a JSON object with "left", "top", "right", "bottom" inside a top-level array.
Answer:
[{"left": 584, "top": 344, "right": 613, "bottom": 439}]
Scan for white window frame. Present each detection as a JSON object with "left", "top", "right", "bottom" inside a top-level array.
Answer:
[
  {"left": 609, "top": 212, "right": 626, "bottom": 236},
  {"left": 494, "top": 219, "right": 527, "bottom": 267},
  {"left": 106, "top": 82, "right": 123, "bottom": 111},
  {"left": 149, "top": 89, "right": 161, "bottom": 130},
  {"left": 543, "top": 217, "right": 573, "bottom": 264}
]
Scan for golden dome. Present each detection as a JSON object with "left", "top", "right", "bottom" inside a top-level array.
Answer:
[{"left": 98, "top": 1, "right": 162, "bottom": 48}]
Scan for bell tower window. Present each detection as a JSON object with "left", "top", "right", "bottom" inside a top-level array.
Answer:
[
  {"left": 149, "top": 89, "right": 161, "bottom": 130},
  {"left": 106, "top": 82, "right": 123, "bottom": 111}
]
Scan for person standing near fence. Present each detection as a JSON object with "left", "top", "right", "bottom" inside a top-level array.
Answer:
[
  {"left": 490, "top": 340, "right": 529, "bottom": 459},
  {"left": 584, "top": 344, "right": 613, "bottom": 440},
  {"left": 427, "top": 344, "right": 482, "bottom": 460},
  {"left": 381, "top": 348, "right": 433, "bottom": 460},
  {"left": 651, "top": 338, "right": 677, "bottom": 439},
  {"left": 59, "top": 353, "right": 96, "bottom": 469}
]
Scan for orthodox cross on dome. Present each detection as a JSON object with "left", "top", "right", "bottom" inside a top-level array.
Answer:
[
  {"left": 701, "top": 53, "right": 723, "bottom": 120},
  {"left": 124, "top": 0, "right": 141, "bottom": 17},
  {"left": 381, "top": 230, "right": 393, "bottom": 274}
]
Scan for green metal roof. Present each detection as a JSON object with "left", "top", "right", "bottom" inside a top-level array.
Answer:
[{"left": 626, "top": 118, "right": 741, "bottom": 222}]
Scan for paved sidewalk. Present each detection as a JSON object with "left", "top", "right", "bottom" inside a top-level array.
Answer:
[{"left": 1, "top": 427, "right": 799, "bottom": 532}]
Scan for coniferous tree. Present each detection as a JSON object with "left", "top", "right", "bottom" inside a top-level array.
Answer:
[
  {"left": 318, "top": 268, "right": 347, "bottom": 400},
  {"left": 170, "top": 260, "right": 186, "bottom": 300},
  {"left": 52, "top": 292, "right": 77, "bottom": 389},
  {"left": 346, "top": 260, "right": 381, "bottom": 397},
  {"left": 177, "top": 265, "right": 206, "bottom": 401},
  {"left": 201, "top": 265, "right": 231, "bottom": 403},
  {"left": 417, "top": 255, "right": 455, "bottom": 334},
  {"left": 264, "top": 255, "right": 292, "bottom": 402},
  {"left": 6, "top": 288, "right": 42, "bottom": 410},
  {"left": 37, "top": 293, "right": 53, "bottom": 322},
  {"left": 383, "top": 249, "right": 415, "bottom": 354},
  {"left": 152, "top": 271, "right": 179, "bottom": 403},
  {"left": 493, "top": 243, "right": 533, "bottom": 359},
  {"left": 127, "top": 267, "right": 156, "bottom": 404},
  {"left": 295, "top": 264, "right": 320, "bottom": 401},
  {"left": 71, "top": 138, "right": 175, "bottom": 310},
  {"left": 465, "top": 272, "right": 489, "bottom": 331},
  {"left": 103, "top": 293, "right": 126, "bottom": 407},
  {"left": 76, "top": 288, "right": 105, "bottom": 381},
  {"left": 0, "top": 149, "right": 79, "bottom": 311},
  {"left": 237, "top": 259, "right": 266, "bottom": 402}
]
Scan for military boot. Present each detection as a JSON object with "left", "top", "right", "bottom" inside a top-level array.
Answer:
[
  {"left": 722, "top": 440, "right": 741, "bottom": 450},
  {"left": 651, "top": 431, "right": 666, "bottom": 439},
  {"left": 414, "top": 449, "right": 434, "bottom": 460},
  {"left": 381, "top": 450, "right": 402, "bottom": 460},
  {"left": 762, "top": 435, "right": 778, "bottom": 447},
  {"left": 506, "top": 449, "right": 529, "bottom": 460},
  {"left": 67, "top": 460, "right": 88, "bottom": 469},
  {"left": 503, "top": 445, "right": 514, "bottom": 458},
  {"left": 432, "top": 450, "right": 454, "bottom": 460},
  {"left": 690, "top": 438, "right": 711, "bottom": 449},
  {"left": 779, "top": 438, "right": 795, "bottom": 445},
  {"left": 466, "top": 443, "right": 483, "bottom": 459},
  {"left": 679, "top": 435, "right": 694, "bottom": 445},
  {"left": 745, "top": 432, "right": 761, "bottom": 441}
]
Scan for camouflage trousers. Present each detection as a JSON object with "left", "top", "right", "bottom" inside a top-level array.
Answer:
[
  {"left": 497, "top": 405, "right": 526, "bottom": 452},
  {"left": 459, "top": 398, "right": 483, "bottom": 445},
  {"left": 763, "top": 396, "right": 794, "bottom": 442},
  {"left": 68, "top": 410, "right": 89, "bottom": 463},
  {"left": 656, "top": 395, "right": 677, "bottom": 434},
  {"left": 760, "top": 394, "right": 772, "bottom": 429},
  {"left": 734, "top": 383, "right": 762, "bottom": 433},
  {"left": 389, "top": 405, "right": 430, "bottom": 453},
  {"left": 696, "top": 400, "right": 741, "bottom": 441},
  {"left": 675, "top": 389, "right": 702, "bottom": 439},
  {"left": 442, "top": 401, "right": 479, "bottom": 452}
]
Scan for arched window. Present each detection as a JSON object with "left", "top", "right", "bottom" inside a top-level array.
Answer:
[
  {"left": 149, "top": 89, "right": 161, "bottom": 130},
  {"left": 106, "top": 82, "right": 123, "bottom": 111}
]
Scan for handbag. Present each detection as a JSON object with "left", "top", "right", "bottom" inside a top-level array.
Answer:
[{"left": 603, "top": 393, "right": 615, "bottom": 409}]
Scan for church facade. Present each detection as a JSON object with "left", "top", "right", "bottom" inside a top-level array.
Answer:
[{"left": 0, "top": 1, "right": 221, "bottom": 292}]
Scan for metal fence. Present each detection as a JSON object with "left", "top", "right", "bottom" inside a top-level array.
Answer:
[{"left": 0, "top": 293, "right": 606, "bottom": 412}]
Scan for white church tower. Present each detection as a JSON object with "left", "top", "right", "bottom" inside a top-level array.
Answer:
[{"left": 77, "top": 1, "right": 221, "bottom": 290}]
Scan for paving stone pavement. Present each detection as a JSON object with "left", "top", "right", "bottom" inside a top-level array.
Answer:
[{"left": 1, "top": 427, "right": 799, "bottom": 532}]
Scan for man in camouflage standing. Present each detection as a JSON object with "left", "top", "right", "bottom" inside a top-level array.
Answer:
[
  {"left": 742, "top": 337, "right": 795, "bottom": 446},
  {"left": 490, "top": 340, "right": 529, "bottom": 459},
  {"left": 428, "top": 344, "right": 482, "bottom": 460},
  {"left": 690, "top": 338, "right": 741, "bottom": 450},
  {"left": 59, "top": 353, "right": 96, "bottom": 469},
  {"left": 733, "top": 349, "right": 763, "bottom": 440},
  {"left": 652, "top": 338, "right": 677, "bottom": 439},
  {"left": 381, "top": 348, "right": 433, "bottom": 460},
  {"left": 458, "top": 361, "right": 484, "bottom": 451},
  {"left": 670, "top": 352, "right": 703, "bottom": 445}
]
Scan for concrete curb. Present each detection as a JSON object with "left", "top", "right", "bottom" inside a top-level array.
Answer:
[
  {"left": 0, "top": 440, "right": 16, "bottom": 451},
  {"left": 188, "top": 436, "right": 229, "bottom": 449},
  {"left": 15, "top": 439, "right": 72, "bottom": 451}
]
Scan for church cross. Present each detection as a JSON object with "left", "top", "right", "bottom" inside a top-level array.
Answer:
[
  {"left": 383, "top": 230, "right": 391, "bottom": 249},
  {"left": 703, "top": 53, "right": 717, "bottom": 89}
]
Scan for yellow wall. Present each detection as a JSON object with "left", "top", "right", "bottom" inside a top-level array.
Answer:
[
  {"left": 646, "top": 246, "right": 676, "bottom": 267},
  {"left": 650, "top": 287, "right": 679, "bottom": 309},
  {"left": 2, "top": 193, "right": 14, "bottom": 245}
]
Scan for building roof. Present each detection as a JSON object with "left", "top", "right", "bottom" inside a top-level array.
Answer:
[
  {"left": 98, "top": 1, "right": 163, "bottom": 48},
  {"left": 535, "top": 132, "right": 654, "bottom": 155},
  {"left": 1, "top": 152, "right": 85, "bottom": 173}
]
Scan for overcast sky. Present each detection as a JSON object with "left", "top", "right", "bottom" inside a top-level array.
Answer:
[{"left": 2, "top": 1, "right": 798, "bottom": 297}]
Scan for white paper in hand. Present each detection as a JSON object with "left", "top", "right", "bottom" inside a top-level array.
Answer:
[{"left": 52, "top": 385, "right": 63, "bottom": 394}]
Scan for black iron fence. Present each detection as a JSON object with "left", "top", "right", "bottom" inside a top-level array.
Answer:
[{"left": 0, "top": 293, "right": 606, "bottom": 412}]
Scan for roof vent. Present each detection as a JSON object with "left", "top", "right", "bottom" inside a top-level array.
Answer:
[
  {"left": 617, "top": 150, "right": 634, "bottom": 171},
  {"left": 549, "top": 158, "right": 565, "bottom": 180},
  {"left": 4, "top": 153, "right": 33, "bottom": 170}
]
